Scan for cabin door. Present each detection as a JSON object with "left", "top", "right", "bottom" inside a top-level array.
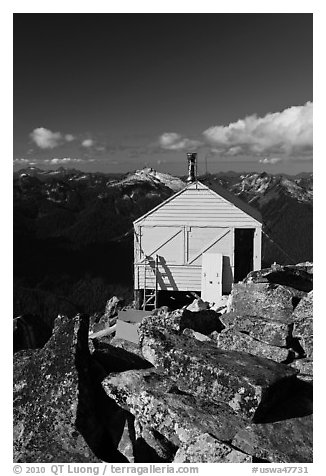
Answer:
[
  {"left": 234, "top": 228, "right": 255, "bottom": 282},
  {"left": 201, "top": 252, "right": 223, "bottom": 304}
]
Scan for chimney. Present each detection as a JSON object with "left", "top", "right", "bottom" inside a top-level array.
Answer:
[{"left": 186, "top": 152, "right": 197, "bottom": 183}]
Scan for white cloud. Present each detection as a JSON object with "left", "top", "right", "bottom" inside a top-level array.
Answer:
[
  {"left": 30, "top": 128, "right": 63, "bottom": 149},
  {"left": 43, "top": 157, "right": 83, "bottom": 164},
  {"left": 259, "top": 157, "right": 283, "bottom": 165},
  {"left": 30, "top": 128, "right": 75, "bottom": 149},
  {"left": 13, "top": 158, "right": 29, "bottom": 164},
  {"left": 159, "top": 132, "right": 202, "bottom": 151},
  {"left": 225, "top": 146, "right": 243, "bottom": 156},
  {"left": 81, "top": 139, "right": 94, "bottom": 148},
  {"left": 203, "top": 102, "right": 313, "bottom": 157}
]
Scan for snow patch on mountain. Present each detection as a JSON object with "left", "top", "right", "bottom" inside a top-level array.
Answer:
[
  {"left": 231, "top": 173, "right": 312, "bottom": 204},
  {"left": 114, "top": 167, "right": 185, "bottom": 192}
]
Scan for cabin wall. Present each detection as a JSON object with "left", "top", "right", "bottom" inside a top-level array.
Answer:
[
  {"left": 137, "top": 188, "right": 260, "bottom": 227},
  {"left": 134, "top": 184, "right": 262, "bottom": 295},
  {"left": 135, "top": 225, "right": 234, "bottom": 293},
  {"left": 135, "top": 264, "right": 202, "bottom": 291},
  {"left": 135, "top": 225, "right": 261, "bottom": 293}
]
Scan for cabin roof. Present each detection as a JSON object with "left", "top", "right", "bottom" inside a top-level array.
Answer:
[{"left": 133, "top": 180, "right": 263, "bottom": 225}]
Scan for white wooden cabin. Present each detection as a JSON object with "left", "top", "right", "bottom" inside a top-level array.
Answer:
[{"left": 133, "top": 180, "right": 262, "bottom": 309}]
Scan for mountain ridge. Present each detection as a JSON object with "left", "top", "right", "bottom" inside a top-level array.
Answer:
[{"left": 13, "top": 167, "right": 312, "bottom": 326}]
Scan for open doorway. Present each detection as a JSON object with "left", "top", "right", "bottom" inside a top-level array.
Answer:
[{"left": 234, "top": 228, "right": 254, "bottom": 282}]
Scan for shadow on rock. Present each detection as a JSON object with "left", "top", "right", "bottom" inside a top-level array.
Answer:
[
  {"left": 75, "top": 315, "right": 154, "bottom": 462},
  {"left": 253, "top": 378, "right": 313, "bottom": 424}
]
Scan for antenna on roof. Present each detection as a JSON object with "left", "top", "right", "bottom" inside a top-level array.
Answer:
[{"left": 186, "top": 152, "right": 197, "bottom": 183}]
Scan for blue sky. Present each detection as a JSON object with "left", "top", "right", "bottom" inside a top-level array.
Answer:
[{"left": 13, "top": 13, "right": 312, "bottom": 176}]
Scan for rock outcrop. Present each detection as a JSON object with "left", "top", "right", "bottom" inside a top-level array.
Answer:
[
  {"left": 290, "top": 291, "right": 313, "bottom": 380},
  {"left": 139, "top": 325, "right": 298, "bottom": 419},
  {"left": 13, "top": 314, "right": 151, "bottom": 463},
  {"left": 230, "top": 283, "right": 305, "bottom": 321},
  {"left": 141, "top": 306, "right": 224, "bottom": 337},
  {"left": 232, "top": 412, "right": 313, "bottom": 463},
  {"left": 14, "top": 315, "right": 102, "bottom": 462},
  {"left": 213, "top": 329, "right": 289, "bottom": 362},
  {"left": 244, "top": 263, "right": 313, "bottom": 292},
  {"left": 102, "top": 323, "right": 312, "bottom": 462},
  {"left": 14, "top": 263, "right": 313, "bottom": 463},
  {"left": 211, "top": 282, "right": 311, "bottom": 370},
  {"left": 292, "top": 291, "right": 313, "bottom": 359},
  {"left": 102, "top": 368, "right": 251, "bottom": 462},
  {"left": 220, "top": 312, "right": 291, "bottom": 347},
  {"left": 90, "top": 296, "right": 124, "bottom": 334}
]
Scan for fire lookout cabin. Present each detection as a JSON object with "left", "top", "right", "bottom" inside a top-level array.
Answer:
[{"left": 133, "top": 153, "right": 262, "bottom": 310}]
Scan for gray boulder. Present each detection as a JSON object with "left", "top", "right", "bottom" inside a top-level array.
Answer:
[
  {"left": 232, "top": 414, "right": 313, "bottom": 463},
  {"left": 13, "top": 315, "right": 101, "bottom": 462},
  {"left": 13, "top": 314, "right": 136, "bottom": 463},
  {"left": 91, "top": 296, "right": 124, "bottom": 333},
  {"left": 139, "top": 307, "right": 224, "bottom": 339},
  {"left": 139, "top": 326, "right": 298, "bottom": 419},
  {"left": 292, "top": 291, "right": 313, "bottom": 359},
  {"left": 290, "top": 359, "right": 313, "bottom": 381},
  {"left": 173, "top": 433, "right": 252, "bottom": 463},
  {"left": 102, "top": 368, "right": 251, "bottom": 462},
  {"left": 220, "top": 312, "right": 292, "bottom": 347},
  {"left": 230, "top": 283, "right": 303, "bottom": 322},
  {"left": 182, "top": 328, "right": 212, "bottom": 342},
  {"left": 214, "top": 329, "right": 289, "bottom": 363},
  {"left": 244, "top": 263, "right": 313, "bottom": 292}
]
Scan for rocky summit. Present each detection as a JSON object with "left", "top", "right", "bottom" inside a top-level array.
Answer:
[{"left": 13, "top": 263, "right": 313, "bottom": 463}]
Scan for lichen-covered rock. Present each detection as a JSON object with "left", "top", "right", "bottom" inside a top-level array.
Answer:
[
  {"left": 109, "top": 336, "right": 144, "bottom": 358},
  {"left": 91, "top": 296, "right": 124, "bottom": 333},
  {"left": 139, "top": 307, "right": 224, "bottom": 339},
  {"left": 215, "top": 329, "right": 289, "bottom": 363},
  {"left": 134, "top": 425, "right": 178, "bottom": 462},
  {"left": 182, "top": 328, "right": 212, "bottom": 342},
  {"left": 139, "top": 327, "right": 298, "bottom": 418},
  {"left": 174, "top": 433, "right": 252, "bottom": 463},
  {"left": 13, "top": 315, "right": 101, "bottom": 462},
  {"left": 220, "top": 312, "right": 292, "bottom": 347},
  {"left": 244, "top": 263, "right": 313, "bottom": 292},
  {"left": 141, "top": 308, "right": 183, "bottom": 334},
  {"left": 117, "top": 414, "right": 136, "bottom": 462},
  {"left": 232, "top": 414, "right": 313, "bottom": 462},
  {"left": 292, "top": 292, "right": 313, "bottom": 359},
  {"left": 290, "top": 358, "right": 313, "bottom": 381},
  {"left": 293, "top": 320, "right": 313, "bottom": 359},
  {"left": 13, "top": 314, "right": 134, "bottom": 463},
  {"left": 103, "top": 296, "right": 124, "bottom": 322},
  {"left": 102, "top": 368, "right": 249, "bottom": 459},
  {"left": 230, "top": 283, "right": 302, "bottom": 322},
  {"left": 292, "top": 291, "right": 313, "bottom": 321}
]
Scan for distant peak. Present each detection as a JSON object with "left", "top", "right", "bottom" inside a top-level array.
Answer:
[{"left": 120, "top": 167, "right": 185, "bottom": 192}]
